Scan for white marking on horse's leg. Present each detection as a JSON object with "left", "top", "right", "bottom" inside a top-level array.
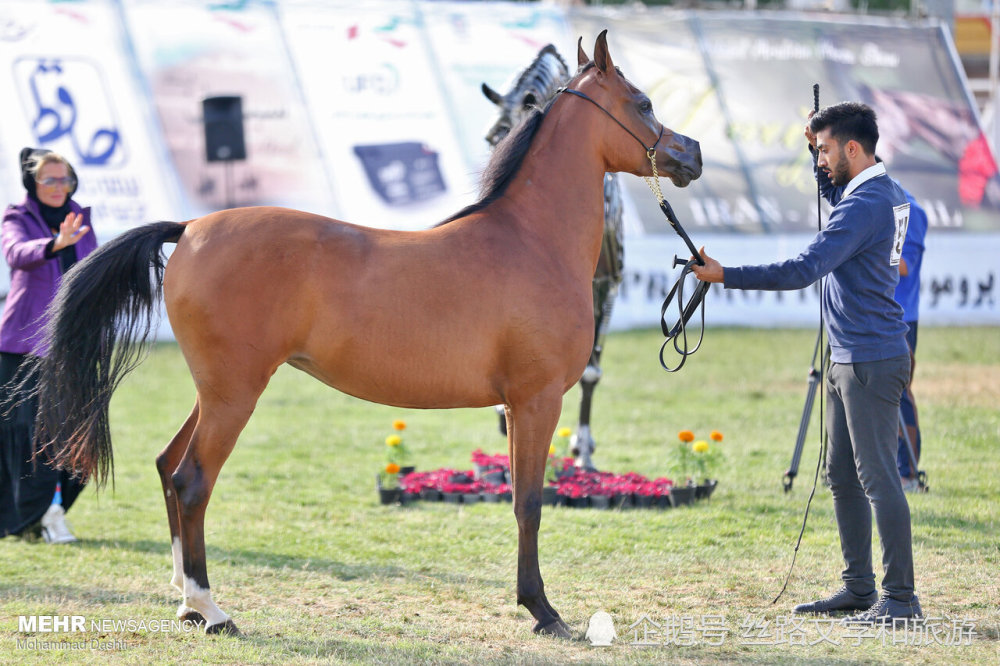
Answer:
[
  {"left": 183, "top": 576, "right": 230, "bottom": 628},
  {"left": 170, "top": 537, "right": 184, "bottom": 592}
]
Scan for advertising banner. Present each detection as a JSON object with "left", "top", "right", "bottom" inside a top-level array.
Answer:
[
  {"left": 280, "top": 0, "right": 476, "bottom": 230},
  {"left": 121, "top": 0, "right": 333, "bottom": 216},
  {"left": 0, "top": 0, "right": 180, "bottom": 237}
]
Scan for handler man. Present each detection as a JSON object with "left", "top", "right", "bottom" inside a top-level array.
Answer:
[{"left": 691, "top": 102, "right": 922, "bottom": 624}]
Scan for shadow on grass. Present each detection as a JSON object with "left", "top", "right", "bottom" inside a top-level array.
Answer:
[{"left": 67, "top": 538, "right": 506, "bottom": 589}]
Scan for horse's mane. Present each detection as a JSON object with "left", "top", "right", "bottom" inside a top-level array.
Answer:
[
  {"left": 436, "top": 54, "right": 590, "bottom": 227},
  {"left": 437, "top": 98, "right": 552, "bottom": 226},
  {"left": 509, "top": 44, "right": 569, "bottom": 108}
]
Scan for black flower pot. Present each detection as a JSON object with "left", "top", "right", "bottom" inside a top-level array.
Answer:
[
  {"left": 419, "top": 488, "right": 442, "bottom": 502},
  {"left": 482, "top": 492, "right": 502, "bottom": 503},
  {"left": 378, "top": 487, "right": 401, "bottom": 505},
  {"left": 462, "top": 492, "right": 482, "bottom": 505},
  {"left": 542, "top": 486, "right": 561, "bottom": 506},
  {"left": 590, "top": 495, "right": 611, "bottom": 510},
  {"left": 400, "top": 491, "right": 419, "bottom": 505},
  {"left": 655, "top": 495, "right": 672, "bottom": 509},
  {"left": 442, "top": 492, "right": 463, "bottom": 504},
  {"left": 696, "top": 479, "right": 718, "bottom": 500},
  {"left": 669, "top": 485, "right": 696, "bottom": 507},
  {"left": 612, "top": 494, "right": 633, "bottom": 510},
  {"left": 481, "top": 470, "right": 507, "bottom": 485},
  {"left": 634, "top": 494, "right": 655, "bottom": 508},
  {"left": 566, "top": 496, "right": 590, "bottom": 508},
  {"left": 398, "top": 466, "right": 416, "bottom": 478}
]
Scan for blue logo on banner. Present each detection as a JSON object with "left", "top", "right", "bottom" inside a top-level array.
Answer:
[{"left": 15, "top": 57, "right": 123, "bottom": 166}]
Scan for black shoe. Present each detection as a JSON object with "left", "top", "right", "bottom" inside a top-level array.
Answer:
[
  {"left": 793, "top": 586, "right": 877, "bottom": 615},
  {"left": 843, "top": 592, "right": 922, "bottom": 625}
]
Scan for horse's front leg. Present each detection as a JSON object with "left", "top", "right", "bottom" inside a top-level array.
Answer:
[{"left": 508, "top": 391, "right": 573, "bottom": 638}]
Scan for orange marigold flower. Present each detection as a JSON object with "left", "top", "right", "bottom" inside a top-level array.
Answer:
[
  {"left": 385, "top": 463, "right": 400, "bottom": 474},
  {"left": 710, "top": 430, "right": 723, "bottom": 442},
  {"left": 678, "top": 430, "right": 695, "bottom": 442},
  {"left": 392, "top": 419, "right": 406, "bottom": 431}
]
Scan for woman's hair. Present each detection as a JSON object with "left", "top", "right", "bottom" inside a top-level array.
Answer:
[{"left": 25, "top": 150, "right": 73, "bottom": 181}]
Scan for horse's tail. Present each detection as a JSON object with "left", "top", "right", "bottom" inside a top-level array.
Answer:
[{"left": 34, "top": 221, "right": 186, "bottom": 488}]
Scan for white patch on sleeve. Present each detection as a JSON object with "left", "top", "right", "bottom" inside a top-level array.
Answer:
[{"left": 890, "top": 203, "right": 910, "bottom": 266}]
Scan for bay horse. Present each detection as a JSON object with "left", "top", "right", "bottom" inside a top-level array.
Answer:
[
  {"left": 33, "top": 31, "right": 701, "bottom": 638},
  {"left": 481, "top": 43, "right": 625, "bottom": 471}
]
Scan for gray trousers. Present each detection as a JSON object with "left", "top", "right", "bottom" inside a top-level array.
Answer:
[{"left": 826, "top": 355, "right": 914, "bottom": 601}]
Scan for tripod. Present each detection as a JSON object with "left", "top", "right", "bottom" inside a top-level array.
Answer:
[{"left": 782, "top": 331, "right": 928, "bottom": 493}]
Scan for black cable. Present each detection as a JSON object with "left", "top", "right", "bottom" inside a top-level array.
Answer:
[{"left": 773, "top": 84, "right": 827, "bottom": 605}]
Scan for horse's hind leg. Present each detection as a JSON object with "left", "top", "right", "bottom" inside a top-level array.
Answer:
[
  {"left": 154, "top": 401, "right": 203, "bottom": 624},
  {"left": 508, "top": 389, "right": 573, "bottom": 638},
  {"left": 172, "top": 391, "right": 261, "bottom": 636}
]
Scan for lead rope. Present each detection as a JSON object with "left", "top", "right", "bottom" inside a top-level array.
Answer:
[{"left": 644, "top": 150, "right": 710, "bottom": 373}]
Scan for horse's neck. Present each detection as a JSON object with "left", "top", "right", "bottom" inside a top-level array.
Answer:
[{"left": 499, "top": 114, "right": 609, "bottom": 281}]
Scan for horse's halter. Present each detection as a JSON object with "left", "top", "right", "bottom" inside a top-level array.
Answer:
[
  {"left": 556, "top": 87, "right": 663, "bottom": 196},
  {"left": 557, "top": 84, "right": 709, "bottom": 373}
]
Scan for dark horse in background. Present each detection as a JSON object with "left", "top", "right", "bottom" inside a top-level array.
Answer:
[
  {"left": 481, "top": 44, "right": 625, "bottom": 472},
  {"left": 31, "top": 32, "right": 701, "bottom": 638}
]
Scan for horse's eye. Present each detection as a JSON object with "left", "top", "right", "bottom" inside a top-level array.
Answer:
[{"left": 639, "top": 100, "right": 653, "bottom": 114}]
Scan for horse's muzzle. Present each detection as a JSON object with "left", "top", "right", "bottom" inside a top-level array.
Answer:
[{"left": 664, "top": 137, "right": 702, "bottom": 188}]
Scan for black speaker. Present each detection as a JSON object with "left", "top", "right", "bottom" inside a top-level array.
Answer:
[{"left": 202, "top": 96, "right": 246, "bottom": 162}]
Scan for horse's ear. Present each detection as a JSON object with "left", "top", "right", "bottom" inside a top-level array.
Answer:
[
  {"left": 481, "top": 83, "right": 503, "bottom": 106},
  {"left": 521, "top": 92, "right": 537, "bottom": 110},
  {"left": 577, "top": 37, "right": 588, "bottom": 66},
  {"left": 593, "top": 30, "right": 613, "bottom": 74}
]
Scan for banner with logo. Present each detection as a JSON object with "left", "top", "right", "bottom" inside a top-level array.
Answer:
[
  {"left": 0, "top": 0, "right": 180, "bottom": 237},
  {"left": 279, "top": 0, "right": 476, "bottom": 230}
]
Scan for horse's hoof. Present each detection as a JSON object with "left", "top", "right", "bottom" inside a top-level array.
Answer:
[
  {"left": 533, "top": 617, "right": 573, "bottom": 639},
  {"left": 179, "top": 611, "right": 205, "bottom": 626},
  {"left": 205, "top": 619, "right": 241, "bottom": 637}
]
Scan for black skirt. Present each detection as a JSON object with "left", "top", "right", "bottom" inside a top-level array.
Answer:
[{"left": 0, "top": 352, "right": 86, "bottom": 537}]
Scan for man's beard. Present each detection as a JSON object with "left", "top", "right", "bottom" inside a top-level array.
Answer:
[{"left": 828, "top": 147, "right": 851, "bottom": 186}]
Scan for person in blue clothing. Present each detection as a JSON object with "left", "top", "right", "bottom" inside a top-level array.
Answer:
[
  {"left": 893, "top": 184, "right": 926, "bottom": 490},
  {"left": 691, "top": 102, "right": 922, "bottom": 625}
]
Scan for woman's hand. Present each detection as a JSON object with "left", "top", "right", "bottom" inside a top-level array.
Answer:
[{"left": 52, "top": 212, "right": 90, "bottom": 252}]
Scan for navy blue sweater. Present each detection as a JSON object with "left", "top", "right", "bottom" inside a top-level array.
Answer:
[{"left": 723, "top": 163, "right": 910, "bottom": 363}]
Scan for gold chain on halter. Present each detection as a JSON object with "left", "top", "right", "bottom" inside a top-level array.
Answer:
[{"left": 643, "top": 148, "right": 665, "bottom": 206}]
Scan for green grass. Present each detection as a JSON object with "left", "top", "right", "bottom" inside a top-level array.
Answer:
[{"left": 1, "top": 327, "right": 998, "bottom": 664}]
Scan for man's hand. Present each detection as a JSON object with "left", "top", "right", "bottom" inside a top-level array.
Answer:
[
  {"left": 52, "top": 212, "right": 90, "bottom": 252},
  {"left": 804, "top": 110, "right": 817, "bottom": 150},
  {"left": 691, "top": 246, "right": 724, "bottom": 283}
]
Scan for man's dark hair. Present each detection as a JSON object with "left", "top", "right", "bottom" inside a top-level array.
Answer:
[{"left": 809, "top": 102, "right": 879, "bottom": 156}]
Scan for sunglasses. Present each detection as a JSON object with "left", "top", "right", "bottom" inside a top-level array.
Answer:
[{"left": 37, "top": 176, "right": 76, "bottom": 188}]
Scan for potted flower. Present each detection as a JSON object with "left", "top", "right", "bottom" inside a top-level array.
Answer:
[
  {"left": 377, "top": 462, "right": 402, "bottom": 504},
  {"left": 386, "top": 420, "right": 414, "bottom": 476},
  {"left": 667, "top": 429, "right": 722, "bottom": 505}
]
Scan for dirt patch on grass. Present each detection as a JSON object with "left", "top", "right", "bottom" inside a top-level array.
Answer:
[{"left": 913, "top": 363, "right": 1000, "bottom": 408}]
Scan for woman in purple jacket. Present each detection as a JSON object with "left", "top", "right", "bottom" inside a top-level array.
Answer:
[{"left": 1, "top": 148, "right": 97, "bottom": 543}]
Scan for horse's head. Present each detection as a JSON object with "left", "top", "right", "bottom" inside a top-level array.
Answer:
[
  {"left": 482, "top": 44, "right": 570, "bottom": 148},
  {"left": 565, "top": 31, "right": 702, "bottom": 188}
]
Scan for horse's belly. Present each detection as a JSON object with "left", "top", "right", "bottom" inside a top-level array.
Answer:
[{"left": 287, "top": 344, "right": 502, "bottom": 410}]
